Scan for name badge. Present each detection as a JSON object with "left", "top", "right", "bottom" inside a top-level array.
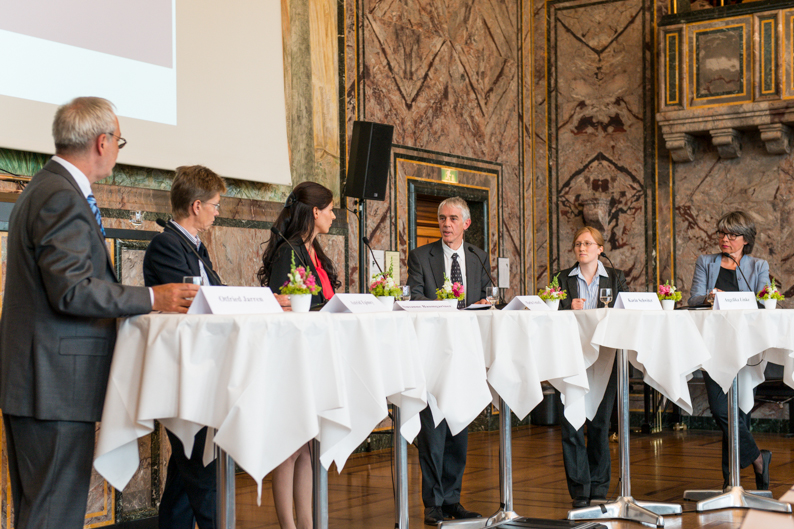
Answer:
[
  {"left": 502, "top": 295, "right": 552, "bottom": 311},
  {"left": 394, "top": 300, "right": 459, "bottom": 312},
  {"left": 613, "top": 292, "right": 662, "bottom": 310},
  {"left": 187, "top": 286, "right": 283, "bottom": 315},
  {"left": 320, "top": 293, "right": 389, "bottom": 313},
  {"left": 713, "top": 291, "right": 757, "bottom": 310}
]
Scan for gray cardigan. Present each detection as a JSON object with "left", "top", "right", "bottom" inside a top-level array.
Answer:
[{"left": 688, "top": 253, "right": 770, "bottom": 306}]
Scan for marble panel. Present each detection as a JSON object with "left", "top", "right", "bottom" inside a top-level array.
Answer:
[
  {"left": 673, "top": 131, "right": 792, "bottom": 307},
  {"left": 550, "top": 0, "right": 649, "bottom": 288},
  {"left": 0, "top": 233, "right": 6, "bottom": 316},
  {"left": 203, "top": 226, "right": 272, "bottom": 288}
]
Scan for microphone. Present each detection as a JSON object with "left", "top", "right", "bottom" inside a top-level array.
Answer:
[
  {"left": 156, "top": 218, "right": 225, "bottom": 285},
  {"left": 362, "top": 236, "right": 383, "bottom": 274},
  {"left": 272, "top": 226, "right": 309, "bottom": 269},
  {"left": 468, "top": 247, "right": 495, "bottom": 287},
  {"left": 599, "top": 251, "right": 619, "bottom": 307},
  {"left": 722, "top": 252, "right": 753, "bottom": 292}
]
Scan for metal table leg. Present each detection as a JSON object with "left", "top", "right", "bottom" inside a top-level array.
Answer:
[
  {"left": 568, "top": 349, "right": 682, "bottom": 527},
  {"left": 440, "top": 398, "right": 519, "bottom": 529},
  {"left": 215, "top": 433, "right": 236, "bottom": 529},
  {"left": 691, "top": 378, "right": 791, "bottom": 513},
  {"left": 312, "top": 439, "right": 329, "bottom": 529},
  {"left": 393, "top": 405, "right": 410, "bottom": 529}
]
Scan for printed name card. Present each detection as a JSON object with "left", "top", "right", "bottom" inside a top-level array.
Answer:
[
  {"left": 502, "top": 295, "right": 552, "bottom": 311},
  {"left": 187, "top": 286, "right": 283, "bottom": 315},
  {"left": 320, "top": 293, "right": 388, "bottom": 313},
  {"left": 613, "top": 292, "right": 662, "bottom": 310},
  {"left": 713, "top": 291, "right": 758, "bottom": 310},
  {"left": 394, "top": 300, "right": 459, "bottom": 312}
]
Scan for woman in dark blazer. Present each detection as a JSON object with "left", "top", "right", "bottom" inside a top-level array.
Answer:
[
  {"left": 688, "top": 211, "right": 772, "bottom": 490},
  {"left": 553, "top": 226, "right": 628, "bottom": 509},
  {"left": 256, "top": 181, "right": 340, "bottom": 529}
]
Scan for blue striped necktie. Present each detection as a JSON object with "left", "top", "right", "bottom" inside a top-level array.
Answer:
[{"left": 86, "top": 194, "right": 106, "bottom": 237}]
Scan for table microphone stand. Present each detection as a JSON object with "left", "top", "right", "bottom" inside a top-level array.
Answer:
[
  {"left": 440, "top": 397, "right": 519, "bottom": 528},
  {"left": 685, "top": 377, "right": 791, "bottom": 513},
  {"left": 215, "top": 431, "right": 237, "bottom": 529},
  {"left": 567, "top": 349, "right": 681, "bottom": 527}
]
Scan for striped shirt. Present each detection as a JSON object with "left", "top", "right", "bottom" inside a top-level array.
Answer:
[{"left": 569, "top": 261, "right": 608, "bottom": 310}]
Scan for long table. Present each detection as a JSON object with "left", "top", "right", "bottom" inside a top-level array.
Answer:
[{"left": 94, "top": 307, "right": 794, "bottom": 528}]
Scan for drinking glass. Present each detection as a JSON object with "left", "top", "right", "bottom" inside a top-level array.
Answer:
[
  {"left": 183, "top": 276, "right": 204, "bottom": 286},
  {"left": 486, "top": 286, "right": 499, "bottom": 307},
  {"left": 399, "top": 285, "right": 411, "bottom": 301},
  {"left": 599, "top": 287, "right": 612, "bottom": 307}
]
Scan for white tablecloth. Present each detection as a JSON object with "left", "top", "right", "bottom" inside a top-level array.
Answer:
[
  {"left": 475, "top": 310, "right": 590, "bottom": 428},
  {"left": 687, "top": 309, "right": 794, "bottom": 412},
  {"left": 94, "top": 312, "right": 427, "bottom": 495}
]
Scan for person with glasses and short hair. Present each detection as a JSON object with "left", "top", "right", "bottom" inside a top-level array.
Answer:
[
  {"left": 549, "top": 226, "right": 628, "bottom": 509},
  {"left": 688, "top": 210, "right": 772, "bottom": 490}
]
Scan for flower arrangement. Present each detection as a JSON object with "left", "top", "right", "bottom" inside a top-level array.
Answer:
[
  {"left": 436, "top": 274, "right": 465, "bottom": 301},
  {"left": 537, "top": 273, "right": 568, "bottom": 301},
  {"left": 280, "top": 252, "right": 321, "bottom": 296},
  {"left": 757, "top": 279, "right": 785, "bottom": 301},
  {"left": 657, "top": 280, "right": 682, "bottom": 302},
  {"left": 370, "top": 263, "right": 401, "bottom": 297}
]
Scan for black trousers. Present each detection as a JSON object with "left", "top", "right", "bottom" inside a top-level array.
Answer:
[
  {"left": 558, "top": 363, "right": 617, "bottom": 500},
  {"left": 3, "top": 414, "right": 95, "bottom": 529},
  {"left": 159, "top": 426, "right": 217, "bottom": 529},
  {"left": 417, "top": 406, "right": 468, "bottom": 508},
  {"left": 702, "top": 371, "right": 760, "bottom": 483}
]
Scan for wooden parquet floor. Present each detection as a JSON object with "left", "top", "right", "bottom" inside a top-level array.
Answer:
[{"left": 235, "top": 426, "right": 794, "bottom": 529}]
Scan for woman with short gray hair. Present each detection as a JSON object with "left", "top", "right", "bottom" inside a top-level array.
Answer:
[{"left": 688, "top": 210, "right": 772, "bottom": 490}]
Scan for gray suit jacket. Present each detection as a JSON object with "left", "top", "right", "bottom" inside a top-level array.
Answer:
[
  {"left": 407, "top": 240, "right": 491, "bottom": 306},
  {"left": 688, "top": 253, "right": 770, "bottom": 306},
  {"left": 0, "top": 160, "right": 151, "bottom": 422}
]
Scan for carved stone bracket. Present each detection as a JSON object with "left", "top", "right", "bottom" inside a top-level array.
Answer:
[
  {"left": 710, "top": 128, "right": 742, "bottom": 159},
  {"left": 664, "top": 132, "right": 695, "bottom": 162},
  {"left": 758, "top": 123, "right": 791, "bottom": 155}
]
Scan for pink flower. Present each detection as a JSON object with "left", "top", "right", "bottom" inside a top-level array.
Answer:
[{"left": 305, "top": 275, "right": 317, "bottom": 287}]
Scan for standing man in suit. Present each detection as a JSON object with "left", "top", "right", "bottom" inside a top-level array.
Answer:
[
  {"left": 143, "top": 165, "right": 227, "bottom": 529},
  {"left": 0, "top": 96, "right": 196, "bottom": 529},
  {"left": 407, "top": 196, "right": 490, "bottom": 525}
]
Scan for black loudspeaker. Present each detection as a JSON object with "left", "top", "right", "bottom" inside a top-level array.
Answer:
[{"left": 344, "top": 121, "right": 394, "bottom": 201}]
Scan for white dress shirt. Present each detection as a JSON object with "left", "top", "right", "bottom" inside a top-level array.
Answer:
[
  {"left": 569, "top": 260, "right": 608, "bottom": 310},
  {"left": 442, "top": 240, "right": 467, "bottom": 292}
]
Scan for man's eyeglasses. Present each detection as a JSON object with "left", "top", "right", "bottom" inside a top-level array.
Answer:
[
  {"left": 107, "top": 132, "right": 127, "bottom": 149},
  {"left": 205, "top": 202, "right": 221, "bottom": 211},
  {"left": 574, "top": 241, "right": 598, "bottom": 249},
  {"left": 716, "top": 231, "right": 740, "bottom": 241}
]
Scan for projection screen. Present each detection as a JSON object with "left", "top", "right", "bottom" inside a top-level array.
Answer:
[{"left": 0, "top": 0, "right": 291, "bottom": 185}]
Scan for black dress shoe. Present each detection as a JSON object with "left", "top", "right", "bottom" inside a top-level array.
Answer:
[
  {"left": 755, "top": 449, "right": 772, "bottom": 490},
  {"left": 442, "top": 503, "right": 482, "bottom": 519},
  {"left": 424, "top": 506, "right": 444, "bottom": 525},
  {"left": 572, "top": 497, "right": 590, "bottom": 509}
]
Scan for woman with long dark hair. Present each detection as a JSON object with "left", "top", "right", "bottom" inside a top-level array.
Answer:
[{"left": 257, "top": 181, "right": 339, "bottom": 529}]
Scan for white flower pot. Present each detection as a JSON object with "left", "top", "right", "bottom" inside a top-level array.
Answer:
[
  {"left": 545, "top": 298, "right": 560, "bottom": 310},
  {"left": 377, "top": 296, "right": 395, "bottom": 309},
  {"left": 290, "top": 294, "right": 312, "bottom": 313},
  {"left": 764, "top": 298, "right": 777, "bottom": 310},
  {"left": 661, "top": 299, "right": 675, "bottom": 311}
]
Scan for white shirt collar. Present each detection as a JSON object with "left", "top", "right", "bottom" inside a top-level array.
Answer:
[
  {"left": 52, "top": 156, "right": 92, "bottom": 199},
  {"left": 170, "top": 219, "right": 201, "bottom": 248},
  {"left": 442, "top": 240, "right": 465, "bottom": 260},
  {"left": 569, "top": 260, "right": 608, "bottom": 280}
]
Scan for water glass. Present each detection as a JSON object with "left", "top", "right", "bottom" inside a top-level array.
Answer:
[
  {"left": 183, "top": 276, "right": 204, "bottom": 286},
  {"left": 486, "top": 286, "right": 499, "bottom": 307},
  {"left": 398, "top": 285, "right": 411, "bottom": 301},
  {"left": 599, "top": 287, "right": 612, "bottom": 307}
]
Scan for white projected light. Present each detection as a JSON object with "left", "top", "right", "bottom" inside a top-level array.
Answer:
[{"left": 0, "top": 0, "right": 292, "bottom": 186}]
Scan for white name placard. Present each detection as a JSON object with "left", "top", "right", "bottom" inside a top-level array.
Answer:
[
  {"left": 187, "top": 286, "right": 283, "bottom": 315},
  {"left": 394, "top": 300, "right": 459, "bottom": 312},
  {"left": 320, "top": 293, "right": 388, "bottom": 313},
  {"left": 502, "top": 295, "right": 552, "bottom": 311},
  {"left": 713, "top": 291, "right": 758, "bottom": 310},
  {"left": 614, "top": 292, "right": 662, "bottom": 310}
]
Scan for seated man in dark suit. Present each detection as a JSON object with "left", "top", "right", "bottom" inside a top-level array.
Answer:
[
  {"left": 407, "top": 196, "right": 491, "bottom": 525},
  {"left": 143, "top": 165, "right": 227, "bottom": 529},
  {"left": 0, "top": 97, "right": 195, "bottom": 529}
]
